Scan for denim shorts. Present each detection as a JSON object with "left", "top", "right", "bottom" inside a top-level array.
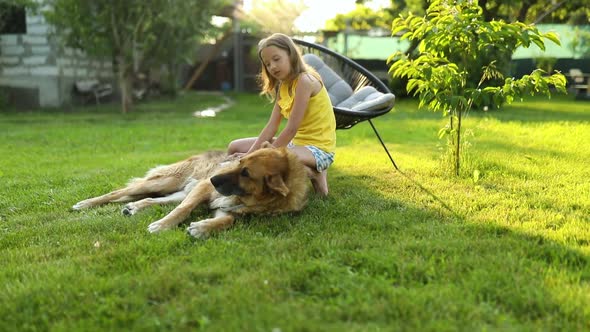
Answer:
[
  {"left": 286, "top": 142, "right": 334, "bottom": 172},
  {"left": 306, "top": 145, "right": 335, "bottom": 172}
]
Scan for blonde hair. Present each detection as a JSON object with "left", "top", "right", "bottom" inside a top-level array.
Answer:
[{"left": 257, "top": 33, "right": 311, "bottom": 100}]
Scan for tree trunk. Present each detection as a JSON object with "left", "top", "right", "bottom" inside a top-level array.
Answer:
[
  {"left": 455, "top": 109, "right": 462, "bottom": 177},
  {"left": 117, "top": 56, "right": 133, "bottom": 114},
  {"left": 168, "top": 61, "right": 178, "bottom": 96}
]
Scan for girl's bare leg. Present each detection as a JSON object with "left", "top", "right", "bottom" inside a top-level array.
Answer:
[
  {"left": 305, "top": 167, "right": 328, "bottom": 197},
  {"left": 227, "top": 137, "right": 257, "bottom": 155},
  {"left": 290, "top": 146, "right": 329, "bottom": 197},
  {"left": 227, "top": 137, "right": 279, "bottom": 155},
  {"left": 227, "top": 142, "right": 329, "bottom": 195}
]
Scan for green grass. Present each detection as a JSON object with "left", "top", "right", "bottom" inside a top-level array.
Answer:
[{"left": 1, "top": 92, "right": 589, "bottom": 331}]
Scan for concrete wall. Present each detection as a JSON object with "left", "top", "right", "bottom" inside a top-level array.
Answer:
[{"left": 0, "top": 7, "right": 114, "bottom": 108}]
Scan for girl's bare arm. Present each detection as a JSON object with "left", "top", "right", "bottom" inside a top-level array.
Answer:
[{"left": 247, "top": 102, "right": 282, "bottom": 153}]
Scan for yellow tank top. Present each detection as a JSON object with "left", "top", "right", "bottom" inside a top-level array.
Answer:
[{"left": 277, "top": 74, "right": 336, "bottom": 153}]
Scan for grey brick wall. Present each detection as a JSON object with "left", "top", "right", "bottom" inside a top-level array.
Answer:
[{"left": 0, "top": 7, "right": 114, "bottom": 108}]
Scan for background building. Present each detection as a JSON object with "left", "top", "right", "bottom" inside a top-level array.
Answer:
[{"left": 0, "top": 3, "right": 113, "bottom": 108}]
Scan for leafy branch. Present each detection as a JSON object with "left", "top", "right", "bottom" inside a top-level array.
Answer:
[{"left": 388, "top": 0, "right": 566, "bottom": 176}]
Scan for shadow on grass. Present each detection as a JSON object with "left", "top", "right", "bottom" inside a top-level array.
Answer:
[
  {"left": 2, "top": 166, "right": 588, "bottom": 330},
  {"left": 276, "top": 170, "right": 590, "bottom": 327}
]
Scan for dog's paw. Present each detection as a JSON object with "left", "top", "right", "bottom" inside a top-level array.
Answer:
[
  {"left": 122, "top": 203, "right": 138, "bottom": 216},
  {"left": 147, "top": 220, "right": 169, "bottom": 233},
  {"left": 187, "top": 220, "right": 213, "bottom": 239},
  {"left": 72, "top": 200, "right": 91, "bottom": 210}
]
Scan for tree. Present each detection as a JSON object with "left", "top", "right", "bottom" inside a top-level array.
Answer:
[
  {"left": 327, "top": 0, "right": 586, "bottom": 100},
  {"left": 478, "top": 0, "right": 589, "bottom": 23},
  {"left": 44, "top": 0, "right": 226, "bottom": 113},
  {"left": 324, "top": 5, "right": 395, "bottom": 31},
  {"left": 570, "top": 27, "right": 590, "bottom": 58},
  {"left": 388, "top": 0, "right": 566, "bottom": 176},
  {"left": 346, "top": 0, "right": 589, "bottom": 25},
  {"left": 238, "top": 0, "right": 307, "bottom": 35},
  {"left": 327, "top": 0, "right": 588, "bottom": 52}
]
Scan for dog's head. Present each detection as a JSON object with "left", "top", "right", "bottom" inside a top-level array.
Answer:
[{"left": 210, "top": 144, "right": 293, "bottom": 202}]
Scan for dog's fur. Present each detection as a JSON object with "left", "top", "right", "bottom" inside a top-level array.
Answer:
[{"left": 72, "top": 143, "right": 309, "bottom": 238}]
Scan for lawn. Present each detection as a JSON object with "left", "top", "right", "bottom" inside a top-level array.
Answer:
[{"left": 1, "top": 92, "right": 589, "bottom": 331}]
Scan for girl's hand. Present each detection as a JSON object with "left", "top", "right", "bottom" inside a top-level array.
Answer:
[
  {"left": 229, "top": 152, "right": 246, "bottom": 160},
  {"left": 261, "top": 141, "right": 275, "bottom": 149}
]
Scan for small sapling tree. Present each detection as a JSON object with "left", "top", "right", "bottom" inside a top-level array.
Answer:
[{"left": 388, "top": 0, "right": 566, "bottom": 176}]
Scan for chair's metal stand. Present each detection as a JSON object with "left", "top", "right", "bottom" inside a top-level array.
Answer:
[{"left": 368, "top": 119, "right": 399, "bottom": 170}]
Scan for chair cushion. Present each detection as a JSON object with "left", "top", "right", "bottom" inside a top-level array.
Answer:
[
  {"left": 337, "top": 86, "right": 395, "bottom": 113},
  {"left": 303, "top": 54, "right": 353, "bottom": 106}
]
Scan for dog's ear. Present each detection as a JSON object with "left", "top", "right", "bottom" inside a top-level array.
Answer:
[
  {"left": 265, "top": 174, "right": 289, "bottom": 196},
  {"left": 261, "top": 142, "right": 274, "bottom": 149}
]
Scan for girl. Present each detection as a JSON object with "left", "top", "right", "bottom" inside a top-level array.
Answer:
[{"left": 227, "top": 33, "right": 336, "bottom": 196}]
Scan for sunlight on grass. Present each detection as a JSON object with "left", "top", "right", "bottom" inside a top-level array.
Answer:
[{"left": 0, "top": 92, "right": 589, "bottom": 331}]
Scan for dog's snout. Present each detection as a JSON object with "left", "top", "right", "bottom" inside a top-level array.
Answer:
[
  {"left": 210, "top": 174, "right": 224, "bottom": 188},
  {"left": 211, "top": 173, "right": 245, "bottom": 196}
]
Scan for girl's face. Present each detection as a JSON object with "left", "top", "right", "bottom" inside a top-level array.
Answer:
[{"left": 260, "top": 46, "right": 291, "bottom": 81}]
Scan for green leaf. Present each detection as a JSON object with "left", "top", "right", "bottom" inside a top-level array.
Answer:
[
  {"left": 531, "top": 37, "right": 546, "bottom": 51},
  {"left": 438, "top": 126, "right": 449, "bottom": 139},
  {"left": 544, "top": 32, "right": 561, "bottom": 46},
  {"left": 406, "top": 79, "right": 420, "bottom": 93}
]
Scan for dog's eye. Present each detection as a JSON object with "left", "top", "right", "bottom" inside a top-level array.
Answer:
[{"left": 240, "top": 168, "right": 250, "bottom": 178}]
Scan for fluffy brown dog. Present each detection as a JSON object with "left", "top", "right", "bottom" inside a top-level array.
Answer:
[{"left": 72, "top": 143, "right": 309, "bottom": 238}]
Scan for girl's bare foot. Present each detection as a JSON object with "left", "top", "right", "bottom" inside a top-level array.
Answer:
[{"left": 306, "top": 167, "right": 328, "bottom": 197}]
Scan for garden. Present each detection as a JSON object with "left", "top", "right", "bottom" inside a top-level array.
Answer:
[
  {"left": 1, "top": 91, "right": 589, "bottom": 330},
  {"left": 1, "top": 0, "right": 590, "bottom": 330}
]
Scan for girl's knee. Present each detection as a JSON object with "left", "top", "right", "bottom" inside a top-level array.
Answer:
[
  {"left": 227, "top": 138, "right": 253, "bottom": 155},
  {"left": 227, "top": 140, "right": 238, "bottom": 154}
]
